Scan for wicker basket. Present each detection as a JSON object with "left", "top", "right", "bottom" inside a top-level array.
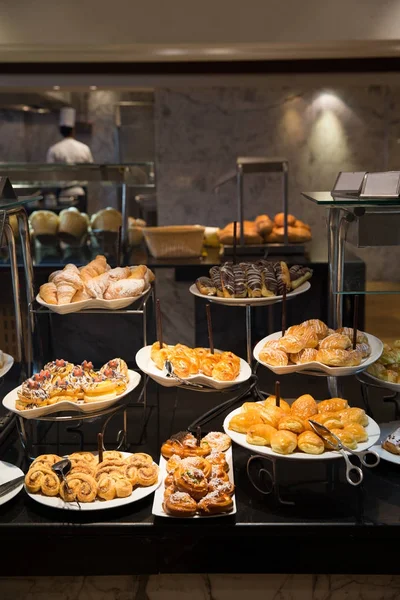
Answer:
[{"left": 143, "top": 226, "right": 205, "bottom": 258}]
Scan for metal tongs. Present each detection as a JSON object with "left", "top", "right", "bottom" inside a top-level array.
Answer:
[
  {"left": 308, "top": 420, "right": 380, "bottom": 486},
  {"left": 164, "top": 360, "right": 204, "bottom": 389}
]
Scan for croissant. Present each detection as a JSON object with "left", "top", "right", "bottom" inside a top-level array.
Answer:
[
  {"left": 71, "top": 288, "right": 91, "bottom": 302},
  {"left": 212, "top": 359, "right": 238, "bottom": 381},
  {"left": 85, "top": 272, "right": 111, "bottom": 299},
  {"left": 39, "top": 282, "right": 58, "bottom": 305},
  {"left": 104, "top": 278, "right": 145, "bottom": 299},
  {"left": 79, "top": 255, "right": 109, "bottom": 282},
  {"left": 51, "top": 264, "right": 83, "bottom": 304}
]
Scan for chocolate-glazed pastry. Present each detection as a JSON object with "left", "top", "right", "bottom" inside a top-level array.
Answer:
[
  {"left": 258, "top": 261, "right": 277, "bottom": 296},
  {"left": 209, "top": 266, "right": 224, "bottom": 297},
  {"left": 245, "top": 264, "right": 262, "bottom": 298},
  {"left": 232, "top": 264, "right": 247, "bottom": 298},
  {"left": 220, "top": 263, "right": 235, "bottom": 298},
  {"left": 195, "top": 277, "right": 216, "bottom": 296},
  {"left": 289, "top": 265, "right": 313, "bottom": 289},
  {"left": 274, "top": 261, "right": 291, "bottom": 294}
]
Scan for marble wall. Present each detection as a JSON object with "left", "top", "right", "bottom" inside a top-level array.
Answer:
[
  {"left": 2, "top": 574, "right": 400, "bottom": 599},
  {"left": 154, "top": 83, "right": 400, "bottom": 280}
]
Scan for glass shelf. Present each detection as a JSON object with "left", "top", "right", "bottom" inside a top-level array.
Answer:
[
  {"left": 302, "top": 191, "right": 400, "bottom": 207},
  {"left": 0, "top": 195, "right": 42, "bottom": 210}
]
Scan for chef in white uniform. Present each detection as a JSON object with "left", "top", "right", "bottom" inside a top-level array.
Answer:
[{"left": 47, "top": 107, "right": 94, "bottom": 210}]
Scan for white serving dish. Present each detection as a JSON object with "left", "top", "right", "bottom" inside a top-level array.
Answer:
[
  {"left": 189, "top": 281, "right": 310, "bottom": 307},
  {"left": 0, "top": 461, "right": 24, "bottom": 507},
  {"left": 26, "top": 452, "right": 161, "bottom": 511},
  {"left": 152, "top": 447, "right": 236, "bottom": 518},
  {"left": 371, "top": 420, "right": 400, "bottom": 465},
  {"left": 135, "top": 345, "right": 251, "bottom": 389},
  {"left": 254, "top": 331, "right": 383, "bottom": 376},
  {"left": 223, "top": 401, "right": 380, "bottom": 461},
  {"left": 0, "top": 353, "right": 14, "bottom": 378},
  {"left": 36, "top": 285, "right": 150, "bottom": 315},
  {"left": 363, "top": 371, "right": 400, "bottom": 392},
  {"left": 2, "top": 370, "right": 141, "bottom": 420}
]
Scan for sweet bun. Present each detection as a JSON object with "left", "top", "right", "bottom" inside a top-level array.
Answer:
[
  {"left": 91, "top": 207, "right": 122, "bottom": 232},
  {"left": 228, "top": 412, "right": 265, "bottom": 433},
  {"left": 297, "top": 431, "right": 324, "bottom": 455},
  {"left": 315, "top": 348, "right": 361, "bottom": 367},
  {"left": 278, "top": 415, "right": 305, "bottom": 434},
  {"left": 338, "top": 407, "right": 368, "bottom": 427},
  {"left": 294, "top": 219, "right": 311, "bottom": 231},
  {"left": 327, "top": 428, "right": 357, "bottom": 450},
  {"left": 277, "top": 335, "right": 305, "bottom": 354},
  {"left": 263, "top": 396, "right": 291, "bottom": 413},
  {"left": 59, "top": 207, "right": 89, "bottom": 242},
  {"left": 317, "top": 398, "right": 349, "bottom": 413},
  {"left": 343, "top": 423, "right": 368, "bottom": 443},
  {"left": 291, "top": 394, "right": 318, "bottom": 420},
  {"left": 164, "top": 491, "right": 197, "bottom": 517},
  {"left": 274, "top": 212, "right": 296, "bottom": 227},
  {"left": 270, "top": 430, "right": 297, "bottom": 455},
  {"left": 261, "top": 405, "right": 287, "bottom": 429},
  {"left": 246, "top": 423, "right": 277, "bottom": 446},
  {"left": 308, "top": 412, "right": 343, "bottom": 430},
  {"left": 259, "top": 347, "right": 288, "bottom": 367},
  {"left": 301, "top": 319, "right": 329, "bottom": 340},
  {"left": 290, "top": 348, "right": 318, "bottom": 364},
  {"left": 319, "top": 333, "right": 352, "bottom": 350}
]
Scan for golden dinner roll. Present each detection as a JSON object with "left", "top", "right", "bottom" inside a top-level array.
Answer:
[
  {"left": 290, "top": 348, "right": 318, "bottom": 364},
  {"left": 274, "top": 212, "right": 296, "bottom": 227},
  {"left": 338, "top": 407, "right": 368, "bottom": 427},
  {"left": 291, "top": 394, "right": 318, "bottom": 420},
  {"left": 343, "top": 423, "right": 368, "bottom": 443},
  {"left": 297, "top": 431, "right": 325, "bottom": 455},
  {"left": 262, "top": 405, "right": 288, "bottom": 429},
  {"left": 263, "top": 396, "right": 291, "bottom": 413},
  {"left": 277, "top": 335, "right": 305, "bottom": 354},
  {"left": 270, "top": 430, "right": 297, "bottom": 455},
  {"left": 319, "top": 333, "right": 352, "bottom": 350},
  {"left": 300, "top": 319, "right": 329, "bottom": 340},
  {"left": 278, "top": 415, "right": 305, "bottom": 434},
  {"left": 317, "top": 398, "right": 349, "bottom": 413},
  {"left": 246, "top": 423, "right": 277, "bottom": 446},
  {"left": 228, "top": 412, "right": 264, "bottom": 433},
  {"left": 259, "top": 347, "right": 288, "bottom": 367},
  {"left": 328, "top": 428, "right": 358, "bottom": 450}
]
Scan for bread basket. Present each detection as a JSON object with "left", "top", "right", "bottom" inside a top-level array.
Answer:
[{"left": 143, "top": 226, "right": 205, "bottom": 258}]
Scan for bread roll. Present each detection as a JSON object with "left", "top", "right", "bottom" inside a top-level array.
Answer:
[
  {"left": 344, "top": 423, "right": 368, "bottom": 443},
  {"left": 274, "top": 212, "right": 296, "bottom": 227},
  {"left": 291, "top": 394, "right": 318, "bottom": 420},
  {"left": 278, "top": 415, "right": 305, "bottom": 434},
  {"left": 246, "top": 423, "right": 277, "bottom": 446},
  {"left": 338, "top": 407, "right": 368, "bottom": 427},
  {"left": 228, "top": 412, "right": 264, "bottom": 434},
  {"left": 59, "top": 207, "right": 89, "bottom": 241},
  {"left": 29, "top": 210, "right": 59, "bottom": 236},
  {"left": 263, "top": 396, "right": 291, "bottom": 413},
  {"left": 91, "top": 207, "right": 122, "bottom": 232},
  {"left": 270, "top": 430, "right": 297, "bottom": 455},
  {"left": 317, "top": 398, "right": 349, "bottom": 413},
  {"left": 297, "top": 431, "right": 324, "bottom": 455}
]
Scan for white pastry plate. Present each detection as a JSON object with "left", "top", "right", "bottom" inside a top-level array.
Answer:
[
  {"left": 26, "top": 452, "right": 161, "bottom": 511},
  {"left": 189, "top": 281, "right": 310, "bottom": 307},
  {"left": 0, "top": 352, "right": 14, "bottom": 378},
  {"left": 2, "top": 369, "right": 141, "bottom": 420},
  {"left": 254, "top": 331, "right": 383, "bottom": 377},
  {"left": 135, "top": 345, "right": 251, "bottom": 390},
  {"left": 36, "top": 285, "right": 150, "bottom": 314},
  {"left": 223, "top": 402, "right": 381, "bottom": 461},
  {"left": 370, "top": 420, "right": 400, "bottom": 465},
  {"left": 0, "top": 461, "right": 24, "bottom": 507},
  {"left": 152, "top": 447, "right": 236, "bottom": 518},
  {"left": 363, "top": 371, "right": 400, "bottom": 393}
]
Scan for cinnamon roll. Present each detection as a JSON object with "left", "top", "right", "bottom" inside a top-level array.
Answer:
[
  {"left": 60, "top": 473, "right": 98, "bottom": 503},
  {"left": 69, "top": 451, "right": 98, "bottom": 465},
  {"left": 25, "top": 466, "right": 60, "bottom": 496},
  {"left": 97, "top": 472, "right": 132, "bottom": 500},
  {"left": 124, "top": 464, "right": 139, "bottom": 486},
  {"left": 137, "top": 464, "right": 159, "bottom": 487},
  {"left": 31, "top": 454, "right": 63, "bottom": 469},
  {"left": 126, "top": 453, "right": 153, "bottom": 468}
]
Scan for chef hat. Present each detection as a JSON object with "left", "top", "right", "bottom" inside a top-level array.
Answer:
[{"left": 59, "top": 107, "right": 76, "bottom": 127}]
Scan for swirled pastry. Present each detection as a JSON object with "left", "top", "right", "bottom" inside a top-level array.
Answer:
[
  {"left": 317, "top": 398, "right": 349, "bottom": 413},
  {"left": 126, "top": 453, "right": 153, "bottom": 468},
  {"left": 297, "top": 431, "right": 324, "bottom": 455},
  {"left": 137, "top": 464, "right": 159, "bottom": 487},
  {"left": 201, "top": 432, "right": 231, "bottom": 452},
  {"left": 259, "top": 347, "right": 288, "bottom": 367},
  {"left": 246, "top": 423, "right": 277, "bottom": 446},
  {"left": 31, "top": 454, "right": 63, "bottom": 469},
  {"left": 102, "top": 450, "right": 123, "bottom": 461},
  {"left": 173, "top": 466, "right": 208, "bottom": 500},
  {"left": 197, "top": 491, "right": 233, "bottom": 515},
  {"left": 69, "top": 461, "right": 95, "bottom": 477},
  {"left": 69, "top": 452, "right": 98, "bottom": 465},
  {"left": 97, "top": 472, "right": 132, "bottom": 500},
  {"left": 291, "top": 394, "right": 318, "bottom": 420},
  {"left": 166, "top": 454, "right": 182, "bottom": 473},
  {"left": 60, "top": 472, "right": 98, "bottom": 502},
  {"left": 164, "top": 492, "right": 197, "bottom": 517},
  {"left": 25, "top": 466, "right": 60, "bottom": 496},
  {"left": 290, "top": 348, "right": 318, "bottom": 364},
  {"left": 124, "top": 464, "right": 139, "bottom": 486},
  {"left": 319, "top": 333, "right": 352, "bottom": 350},
  {"left": 270, "top": 430, "right": 297, "bottom": 455}
]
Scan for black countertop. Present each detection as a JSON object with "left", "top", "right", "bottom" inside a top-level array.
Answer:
[{"left": 0, "top": 370, "right": 399, "bottom": 576}]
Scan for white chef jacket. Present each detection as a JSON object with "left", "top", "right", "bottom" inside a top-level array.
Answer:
[{"left": 46, "top": 138, "right": 94, "bottom": 197}]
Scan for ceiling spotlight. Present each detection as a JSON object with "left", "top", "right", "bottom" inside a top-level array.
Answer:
[
  {"left": 53, "top": 85, "right": 60, "bottom": 91},
  {"left": 22, "top": 105, "right": 29, "bottom": 111}
]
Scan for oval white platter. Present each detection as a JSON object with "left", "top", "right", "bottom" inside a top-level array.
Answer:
[
  {"left": 2, "top": 370, "right": 141, "bottom": 420},
  {"left": 152, "top": 447, "right": 236, "bottom": 518},
  {"left": 0, "top": 461, "right": 24, "bottom": 507},
  {"left": 0, "top": 353, "right": 14, "bottom": 378},
  {"left": 189, "top": 281, "right": 310, "bottom": 307},
  {"left": 223, "top": 402, "right": 381, "bottom": 461},
  {"left": 36, "top": 285, "right": 150, "bottom": 314},
  {"left": 135, "top": 345, "right": 251, "bottom": 390},
  {"left": 254, "top": 331, "right": 383, "bottom": 376},
  {"left": 363, "top": 371, "right": 400, "bottom": 393},
  {"left": 26, "top": 452, "right": 161, "bottom": 511},
  {"left": 370, "top": 421, "right": 400, "bottom": 465}
]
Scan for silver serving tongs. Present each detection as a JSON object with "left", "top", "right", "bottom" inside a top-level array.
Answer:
[
  {"left": 308, "top": 420, "right": 380, "bottom": 487},
  {"left": 164, "top": 360, "right": 204, "bottom": 389}
]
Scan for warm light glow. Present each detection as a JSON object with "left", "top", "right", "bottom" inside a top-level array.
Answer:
[
  {"left": 90, "top": 85, "right": 97, "bottom": 91},
  {"left": 203, "top": 47, "right": 235, "bottom": 56},
  {"left": 309, "top": 110, "right": 351, "bottom": 167},
  {"left": 312, "top": 91, "right": 347, "bottom": 111},
  {"left": 53, "top": 85, "right": 60, "bottom": 91},
  {"left": 156, "top": 48, "right": 188, "bottom": 56}
]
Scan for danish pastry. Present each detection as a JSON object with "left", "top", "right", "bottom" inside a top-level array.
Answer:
[
  {"left": 246, "top": 423, "right": 277, "bottom": 446},
  {"left": 301, "top": 319, "right": 329, "bottom": 340},
  {"left": 325, "top": 428, "right": 357, "bottom": 450},
  {"left": 163, "top": 491, "right": 197, "bottom": 517},
  {"left": 211, "top": 465, "right": 229, "bottom": 481},
  {"left": 263, "top": 395, "right": 291, "bottom": 413},
  {"left": 277, "top": 335, "right": 305, "bottom": 354},
  {"left": 317, "top": 398, "right": 349, "bottom": 413},
  {"left": 166, "top": 454, "right": 182, "bottom": 473},
  {"left": 290, "top": 348, "right": 318, "bottom": 364},
  {"left": 259, "top": 347, "right": 288, "bottom": 367},
  {"left": 338, "top": 407, "right": 368, "bottom": 427},
  {"left": 181, "top": 457, "right": 212, "bottom": 479},
  {"left": 208, "top": 478, "right": 235, "bottom": 496},
  {"left": 336, "top": 327, "right": 368, "bottom": 344},
  {"left": 343, "top": 423, "right": 368, "bottom": 443},
  {"left": 315, "top": 348, "right": 361, "bottom": 367},
  {"left": 207, "top": 452, "right": 229, "bottom": 472},
  {"left": 201, "top": 432, "right": 231, "bottom": 452},
  {"left": 270, "top": 430, "right": 297, "bottom": 455},
  {"left": 278, "top": 415, "right": 305, "bottom": 434},
  {"left": 319, "top": 333, "right": 351, "bottom": 350},
  {"left": 356, "top": 343, "right": 371, "bottom": 358},
  {"left": 228, "top": 411, "right": 265, "bottom": 433},
  {"left": 297, "top": 431, "right": 324, "bottom": 455},
  {"left": 197, "top": 491, "right": 233, "bottom": 515},
  {"left": 308, "top": 412, "right": 343, "bottom": 430},
  {"left": 261, "top": 405, "right": 287, "bottom": 429},
  {"left": 291, "top": 394, "right": 318, "bottom": 420},
  {"left": 173, "top": 466, "right": 208, "bottom": 500}
]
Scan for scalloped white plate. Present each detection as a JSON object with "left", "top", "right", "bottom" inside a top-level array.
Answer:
[
  {"left": 135, "top": 345, "right": 251, "bottom": 389},
  {"left": 223, "top": 401, "right": 380, "bottom": 461},
  {"left": 26, "top": 452, "right": 161, "bottom": 511},
  {"left": 36, "top": 285, "right": 150, "bottom": 314},
  {"left": 189, "top": 281, "right": 310, "bottom": 307},
  {"left": 2, "top": 370, "right": 141, "bottom": 420},
  {"left": 152, "top": 447, "right": 236, "bottom": 518},
  {"left": 254, "top": 331, "right": 383, "bottom": 376},
  {"left": 0, "top": 353, "right": 14, "bottom": 378}
]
